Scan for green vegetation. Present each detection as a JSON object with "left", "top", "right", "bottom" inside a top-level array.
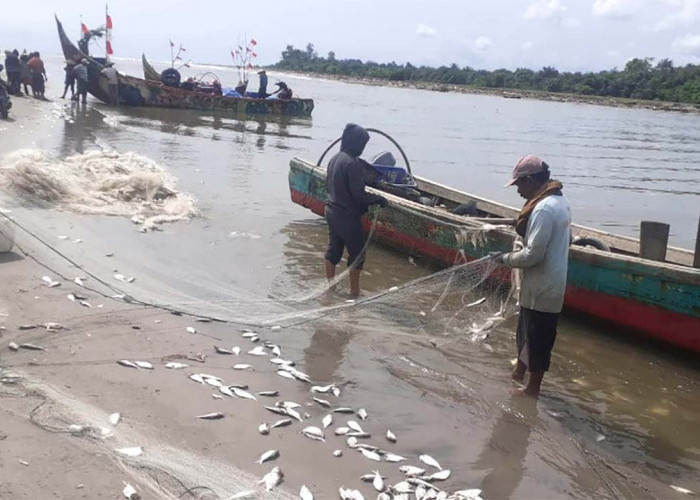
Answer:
[{"left": 272, "top": 44, "right": 700, "bottom": 105}]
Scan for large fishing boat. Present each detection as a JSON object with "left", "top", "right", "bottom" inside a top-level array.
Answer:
[
  {"left": 55, "top": 17, "right": 314, "bottom": 117},
  {"left": 288, "top": 133, "right": 700, "bottom": 353}
]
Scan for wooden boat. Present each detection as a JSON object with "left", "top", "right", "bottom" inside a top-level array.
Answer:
[
  {"left": 55, "top": 16, "right": 314, "bottom": 117},
  {"left": 142, "top": 53, "right": 160, "bottom": 81},
  {"left": 288, "top": 138, "right": 700, "bottom": 353}
]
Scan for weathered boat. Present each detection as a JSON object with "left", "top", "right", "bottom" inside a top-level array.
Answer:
[
  {"left": 142, "top": 53, "right": 160, "bottom": 81},
  {"left": 288, "top": 135, "right": 700, "bottom": 353},
  {"left": 55, "top": 16, "right": 314, "bottom": 117}
]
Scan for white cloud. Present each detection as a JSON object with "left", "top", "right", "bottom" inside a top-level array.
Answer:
[
  {"left": 523, "top": 0, "right": 566, "bottom": 20},
  {"left": 522, "top": 40, "right": 534, "bottom": 50},
  {"left": 653, "top": 0, "right": 700, "bottom": 31},
  {"left": 416, "top": 23, "right": 437, "bottom": 38},
  {"left": 473, "top": 36, "right": 493, "bottom": 53},
  {"left": 592, "top": 0, "right": 637, "bottom": 18},
  {"left": 672, "top": 33, "right": 700, "bottom": 52}
]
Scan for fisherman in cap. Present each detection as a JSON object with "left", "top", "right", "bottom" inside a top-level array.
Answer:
[
  {"left": 257, "top": 69, "right": 268, "bottom": 99},
  {"left": 494, "top": 155, "right": 571, "bottom": 397},
  {"left": 100, "top": 61, "right": 119, "bottom": 105}
]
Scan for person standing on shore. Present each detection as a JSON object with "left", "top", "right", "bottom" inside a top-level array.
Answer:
[
  {"left": 495, "top": 155, "right": 571, "bottom": 397},
  {"left": 19, "top": 52, "right": 31, "bottom": 96},
  {"left": 73, "top": 60, "right": 89, "bottom": 104},
  {"left": 61, "top": 60, "right": 76, "bottom": 99},
  {"left": 100, "top": 62, "right": 119, "bottom": 105},
  {"left": 28, "top": 52, "right": 46, "bottom": 99},
  {"left": 4, "top": 50, "right": 21, "bottom": 95},
  {"left": 324, "top": 123, "right": 388, "bottom": 297}
]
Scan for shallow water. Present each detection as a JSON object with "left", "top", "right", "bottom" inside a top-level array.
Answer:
[{"left": 1, "top": 55, "right": 699, "bottom": 497}]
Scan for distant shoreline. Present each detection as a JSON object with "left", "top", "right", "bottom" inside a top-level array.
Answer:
[{"left": 276, "top": 69, "right": 700, "bottom": 115}]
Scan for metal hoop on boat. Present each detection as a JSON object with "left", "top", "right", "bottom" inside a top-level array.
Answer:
[{"left": 316, "top": 128, "right": 413, "bottom": 175}]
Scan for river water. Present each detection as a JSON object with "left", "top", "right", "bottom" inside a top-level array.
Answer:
[{"left": 1, "top": 55, "right": 699, "bottom": 498}]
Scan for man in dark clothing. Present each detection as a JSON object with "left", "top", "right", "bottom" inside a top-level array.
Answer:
[
  {"left": 61, "top": 61, "right": 76, "bottom": 99},
  {"left": 324, "top": 123, "right": 388, "bottom": 296},
  {"left": 257, "top": 70, "right": 268, "bottom": 98},
  {"left": 72, "top": 60, "right": 89, "bottom": 104},
  {"left": 4, "top": 50, "right": 21, "bottom": 95}
]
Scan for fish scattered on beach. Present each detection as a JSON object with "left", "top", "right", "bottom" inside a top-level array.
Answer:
[
  {"left": 302, "top": 426, "right": 325, "bottom": 441},
  {"left": 256, "top": 449, "right": 280, "bottom": 464},
  {"left": 204, "top": 378, "right": 222, "bottom": 388},
  {"left": 195, "top": 412, "right": 224, "bottom": 420},
  {"left": 392, "top": 481, "right": 413, "bottom": 494},
  {"left": 233, "top": 364, "right": 252, "bottom": 370},
  {"left": 133, "top": 361, "right": 153, "bottom": 370},
  {"left": 109, "top": 413, "right": 121, "bottom": 425},
  {"left": 8, "top": 342, "right": 19, "bottom": 351},
  {"left": 257, "top": 390, "right": 279, "bottom": 397},
  {"left": 248, "top": 346, "right": 268, "bottom": 356},
  {"left": 347, "top": 420, "right": 364, "bottom": 433},
  {"left": 212, "top": 394, "right": 223, "bottom": 400},
  {"left": 419, "top": 454, "right": 442, "bottom": 470},
  {"left": 186, "top": 327, "right": 197, "bottom": 334},
  {"left": 79, "top": 300, "right": 92, "bottom": 308},
  {"left": 311, "top": 384, "right": 334, "bottom": 393},
  {"left": 333, "top": 450, "right": 343, "bottom": 457},
  {"left": 117, "top": 360, "right": 139, "bottom": 369},
  {"left": 451, "top": 489, "right": 483, "bottom": 500},
  {"left": 384, "top": 453, "right": 407, "bottom": 462},
  {"left": 259, "top": 466, "right": 283, "bottom": 491},
  {"left": 360, "top": 448, "right": 381, "bottom": 461},
  {"left": 122, "top": 483, "right": 139, "bottom": 500},
  {"left": 314, "top": 397, "right": 331, "bottom": 408},
  {"left": 74, "top": 277, "right": 86, "bottom": 287},
  {"left": 357, "top": 408, "right": 368, "bottom": 420},
  {"left": 231, "top": 387, "right": 257, "bottom": 400},
  {"left": 265, "top": 406, "right": 289, "bottom": 416},
  {"left": 386, "top": 430, "right": 397, "bottom": 443},
  {"left": 242, "top": 332, "right": 257, "bottom": 339},
  {"left": 116, "top": 446, "right": 143, "bottom": 457},
  {"left": 322, "top": 414, "right": 333, "bottom": 428},
  {"left": 335, "top": 427, "right": 350, "bottom": 435},
  {"left": 271, "top": 325, "right": 282, "bottom": 331},
  {"left": 258, "top": 423, "right": 270, "bottom": 435},
  {"left": 426, "top": 469, "right": 451, "bottom": 481},
  {"left": 339, "top": 487, "right": 364, "bottom": 500},
  {"left": 373, "top": 470, "right": 385, "bottom": 492},
  {"left": 332, "top": 407, "right": 355, "bottom": 414},
  {"left": 277, "top": 370, "right": 296, "bottom": 380},
  {"left": 214, "top": 346, "right": 233, "bottom": 355},
  {"left": 219, "top": 386, "right": 235, "bottom": 398},
  {"left": 271, "top": 418, "right": 293, "bottom": 429},
  {"left": 466, "top": 297, "right": 487, "bottom": 307},
  {"left": 18, "top": 343, "right": 46, "bottom": 351},
  {"left": 270, "top": 358, "right": 294, "bottom": 366},
  {"left": 164, "top": 362, "right": 189, "bottom": 369},
  {"left": 300, "top": 484, "right": 314, "bottom": 500},
  {"left": 42, "top": 276, "right": 61, "bottom": 288},
  {"left": 18, "top": 324, "right": 38, "bottom": 330},
  {"left": 346, "top": 437, "right": 358, "bottom": 448},
  {"left": 44, "top": 322, "right": 64, "bottom": 331},
  {"left": 400, "top": 466, "right": 426, "bottom": 477},
  {"left": 670, "top": 485, "right": 695, "bottom": 495}
]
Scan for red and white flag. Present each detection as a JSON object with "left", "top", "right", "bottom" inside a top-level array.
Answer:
[
  {"left": 81, "top": 22, "right": 89, "bottom": 35},
  {"left": 105, "top": 6, "right": 114, "bottom": 56}
]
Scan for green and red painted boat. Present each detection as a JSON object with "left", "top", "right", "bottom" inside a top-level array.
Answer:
[
  {"left": 55, "top": 16, "right": 314, "bottom": 117},
  {"left": 288, "top": 132, "right": 700, "bottom": 353}
]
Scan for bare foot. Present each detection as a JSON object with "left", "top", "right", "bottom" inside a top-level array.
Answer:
[
  {"left": 511, "top": 370, "right": 525, "bottom": 383},
  {"left": 511, "top": 387, "right": 539, "bottom": 398}
]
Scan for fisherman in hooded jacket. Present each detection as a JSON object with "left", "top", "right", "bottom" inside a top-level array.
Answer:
[{"left": 324, "top": 123, "right": 388, "bottom": 296}]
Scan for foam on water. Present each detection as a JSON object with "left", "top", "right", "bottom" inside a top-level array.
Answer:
[{"left": 0, "top": 149, "right": 197, "bottom": 230}]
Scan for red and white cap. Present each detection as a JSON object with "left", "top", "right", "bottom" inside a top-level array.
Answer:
[{"left": 504, "top": 155, "right": 545, "bottom": 187}]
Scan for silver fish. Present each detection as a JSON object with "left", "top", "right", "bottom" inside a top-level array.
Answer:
[
  {"left": 286, "top": 407, "right": 303, "bottom": 421},
  {"left": 44, "top": 322, "right": 64, "bottom": 331},
  {"left": 242, "top": 332, "right": 257, "bottom": 338},
  {"left": 229, "top": 383, "right": 249, "bottom": 390},
  {"left": 8, "top": 342, "right": 19, "bottom": 351},
  {"left": 233, "top": 364, "right": 252, "bottom": 370},
  {"left": 466, "top": 297, "right": 487, "bottom": 307},
  {"left": 271, "top": 418, "right": 293, "bottom": 428},
  {"left": 332, "top": 386, "right": 341, "bottom": 397},
  {"left": 248, "top": 346, "right": 268, "bottom": 356},
  {"left": 419, "top": 454, "right": 442, "bottom": 470},
  {"left": 258, "top": 423, "right": 270, "bottom": 435},
  {"left": 332, "top": 407, "right": 355, "bottom": 414},
  {"left": 357, "top": 408, "right": 368, "bottom": 420},
  {"left": 212, "top": 394, "right": 224, "bottom": 400},
  {"left": 215, "top": 346, "right": 233, "bottom": 355},
  {"left": 302, "top": 426, "right": 325, "bottom": 441},
  {"left": 347, "top": 420, "right": 364, "bottom": 433},
  {"left": 231, "top": 346, "right": 241, "bottom": 355},
  {"left": 399, "top": 465, "right": 426, "bottom": 477},
  {"left": 451, "top": 489, "right": 483, "bottom": 499},
  {"left": 436, "top": 492, "right": 448, "bottom": 500},
  {"left": 299, "top": 484, "right": 314, "bottom": 500},
  {"left": 204, "top": 378, "right": 222, "bottom": 388},
  {"left": 347, "top": 431, "right": 371, "bottom": 438},
  {"left": 19, "top": 343, "right": 46, "bottom": 351},
  {"left": 670, "top": 485, "right": 695, "bottom": 495},
  {"left": 270, "top": 358, "right": 294, "bottom": 366},
  {"left": 270, "top": 325, "right": 282, "bottom": 331},
  {"left": 314, "top": 397, "right": 331, "bottom": 408},
  {"left": 278, "top": 401, "right": 302, "bottom": 409},
  {"left": 134, "top": 361, "right": 153, "bottom": 370},
  {"left": 195, "top": 412, "right": 224, "bottom": 420},
  {"left": 194, "top": 317, "right": 211, "bottom": 323},
  {"left": 386, "top": 429, "right": 397, "bottom": 443},
  {"left": 271, "top": 345, "right": 282, "bottom": 357},
  {"left": 310, "top": 384, "right": 333, "bottom": 393},
  {"left": 322, "top": 414, "right": 333, "bottom": 428},
  {"left": 426, "top": 469, "right": 451, "bottom": 481},
  {"left": 67, "top": 294, "right": 76, "bottom": 302},
  {"left": 277, "top": 370, "right": 296, "bottom": 380},
  {"left": 18, "top": 324, "right": 38, "bottom": 330},
  {"left": 114, "top": 273, "right": 126, "bottom": 281},
  {"left": 333, "top": 450, "right": 343, "bottom": 457},
  {"left": 219, "top": 386, "right": 235, "bottom": 398},
  {"left": 384, "top": 453, "right": 407, "bottom": 462},
  {"left": 259, "top": 466, "right": 283, "bottom": 491},
  {"left": 265, "top": 406, "right": 289, "bottom": 416},
  {"left": 256, "top": 449, "right": 279, "bottom": 464},
  {"left": 357, "top": 444, "right": 379, "bottom": 452},
  {"left": 360, "top": 448, "right": 381, "bottom": 461},
  {"left": 392, "top": 481, "right": 413, "bottom": 494},
  {"left": 117, "top": 360, "right": 139, "bottom": 369},
  {"left": 79, "top": 300, "right": 92, "bottom": 308},
  {"left": 42, "top": 276, "right": 61, "bottom": 288},
  {"left": 231, "top": 387, "right": 257, "bottom": 401},
  {"left": 164, "top": 362, "right": 189, "bottom": 369},
  {"left": 346, "top": 436, "right": 358, "bottom": 448},
  {"left": 189, "top": 374, "right": 206, "bottom": 384},
  {"left": 116, "top": 447, "right": 143, "bottom": 457},
  {"left": 338, "top": 487, "right": 365, "bottom": 500},
  {"left": 186, "top": 327, "right": 197, "bottom": 334},
  {"left": 257, "top": 390, "right": 279, "bottom": 397},
  {"left": 377, "top": 494, "right": 391, "bottom": 500},
  {"left": 373, "top": 470, "right": 385, "bottom": 492},
  {"left": 123, "top": 483, "right": 138, "bottom": 499},
  {"left": 74, "top": 277, "right": 86, "bottom": 286},
  {"left": 335, "top": 427, "right": 350, "bottom": 435},
  {"left": 109, "top": 413, "right": 121, "bottom": 425},
  {"left": 126, "top": 277, "right": 135, "bottom": 283}
]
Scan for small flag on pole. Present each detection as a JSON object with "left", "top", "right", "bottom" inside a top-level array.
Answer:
[{"left": 81, "top": 22, "right": 89, "bottom": 35}]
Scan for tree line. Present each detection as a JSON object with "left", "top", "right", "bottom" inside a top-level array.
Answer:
[{"left": 271, "top": 44, "right": 700, "bottom": 105}]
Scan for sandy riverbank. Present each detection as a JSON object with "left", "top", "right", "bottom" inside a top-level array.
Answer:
[{"left": 276, "top": 70, "right": 700, "bottom": 115}]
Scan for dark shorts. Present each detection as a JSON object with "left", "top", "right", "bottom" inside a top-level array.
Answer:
[
  {"left": 77, "top": 80, "right": 88, "bottom": 94},
  {"left": 516, "top": 306, "right": 559, "bottom": 372},
  {"left": 324, "top": 205, "right": 366, "bottom": 270}
]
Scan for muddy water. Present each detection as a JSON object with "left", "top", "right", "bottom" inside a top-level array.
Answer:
[{"left": 1, "top": 55, "right": 699, "bottom": 497}]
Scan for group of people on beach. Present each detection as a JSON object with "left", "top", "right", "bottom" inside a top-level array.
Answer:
[
  {"left": 2, "top": 49, "right": 47, "bottom": 98},
  {"left": 324, "top": 123, "right": 571, "bottom": 398}
]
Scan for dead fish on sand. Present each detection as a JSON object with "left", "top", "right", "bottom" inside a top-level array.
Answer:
[
  {"left": 117, "top": 360, "right": 139, "bottom": 369},
  {"left": 225, "top": 492, "right": 256, "bottom": 499},
  {"left": 332, "top": 407, "right": 355, "bottom": 414},
  {"left": 116, "top": 446, "right": 143, "bottom": 457},
  {"left": 314, "top": 397, "right": 331, "bottom": 408},
  {"left": 360, "top": 448, "right": 381, "bottom": 461},
  {"left": 41, "top": 276, "right": 61, "bottom": 288},
  {"left": 372, "top": 470, "right": 385, "bottom": 492},
  {"left": 18, "top": 324, "right": 38, "bottom": 330},
  {"left": 258, "top": 423, "right": 270, "bottom": 435},
  {"left": 74, "top": 277, "right": 86, "bottom": 287},
  {"left": 122, "top": 482, "right": 140, "bottom": 499},
  {"left": 347, "top": 420, "right": 364, "bottom": 433},
  {"left": 451, "top": 489, "right": 484, "bottom": 500},
  {"left": 424, "top": 469, "right": 451, "bottom": 481},
  {"left": 466, "top": 297, "right": 487, "bottom": 307},
  {"left": 256, "top": 449, "right": 280, "bottom": 464},
  {"left": 384, "top": 453, "right": 407, "bottom": 462},
  {"left": 195, "top": 412, "right": 224, "bottom": 420},
  {"left": 18, "top": 343, "right": 46, "bottom": 351},
  {"left": 214, "top": 346, "right": 234, "bottom": 355},
  {"left": 386, "top": 429, "right": 397, "bottom": 443},
  {"left": 310, "top": 384, "right": 334, "bottom": 393},
  {"left": 670, "top": 485, "right": 695, "bottom": 495},
  {"left": 399, "top": 465, "right": 426, "bottom": 477},
  {"left": 322, "top": 414, "right": 333, "bottom": 428},
  {"left": 233, "top": 364, "right": 252, "bottom": 370},
  {"left": 231, "top": 387, "right": 257, "bottom": 401},
  {"left": 259, "top": 466, "right": 283, "bottom": 491},
  {"left": 339, "top": 487, "right": 365, "bottom": 500},
  {"left": 333, "top": 450, "right": 343, "bottom": 457},
  {"left": 164, "top": 362, "right": 189, "bottom": 369},
  {"left": 109, "top": 413, "right": 121, "bottom": 425},
  {"left": 271, "top": 418, "right": 293, "bottom": 429},
  {"left": 257, "top": 390, "right": 279, "bottom": 397},
  {"left": 302, "top": 426, "right": 325, "bottom": 441},
  {"left": 419, "top": 454, "right": 442, "bottom": 470},
  {"left": 8, "top": 342, "right": 19, "bottom": 351},
  {"left": 133, "top": 361, "right": 153, "bottom": 370},
  {"left": 248, "top": 345, "right": 268, "bottom": 356},
  {"left": 300, "top": 485, "right": 314, "bottom": 500},
  {"left": 277, "top": 370, "right": 296, "bottom": 380},
  {"left": 186, "top": 327, "right": 197, "bottom": 334},
  {"left": 241, "top": 331, "right": 257, "bottom": 339},
  {"left": 44, "top": 322, "right": 64, "bottom": 331},
  {"left": 357, "top": 408, "right": 368, "bottom": 420}
]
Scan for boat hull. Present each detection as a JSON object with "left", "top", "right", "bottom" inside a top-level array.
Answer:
[
  {"left": 56, "top": 17, "right": 313, "bottom": 117},
  {"left": 289, "top": 157, "right": 700, "bottom": 353}
]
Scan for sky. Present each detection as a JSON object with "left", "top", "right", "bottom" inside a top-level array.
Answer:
[{"left": 2, "top": 0, "right": 700, "bottom": 72}]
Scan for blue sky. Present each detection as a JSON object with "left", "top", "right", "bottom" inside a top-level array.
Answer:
[{"left": 3, "top": 0, "right": 700, "bottom": 71}]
